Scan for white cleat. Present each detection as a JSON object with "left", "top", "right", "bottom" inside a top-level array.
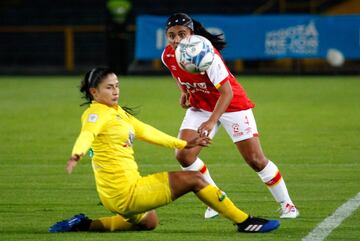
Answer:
[
  {"left": 279, "top": 202, "right": 300, "bottom": 219},
  {"left": 204, "top": 207, "right": 219, "bottom": 219}
]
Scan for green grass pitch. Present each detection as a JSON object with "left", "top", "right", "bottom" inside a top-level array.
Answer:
[{"left": 0, "top": 75, "right": 359, "bottom": 241}]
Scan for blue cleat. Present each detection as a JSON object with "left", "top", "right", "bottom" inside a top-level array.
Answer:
[
  {"left": 237, "top": 216, "right": 280, "bottom": 233},
  {"left": 49, "top": 213, "right": 90, "bottom": 233}
]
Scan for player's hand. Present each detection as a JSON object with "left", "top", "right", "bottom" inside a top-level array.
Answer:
[
  {"left": 198, "top": 120, "right": 216, "bottom": 137},
  {"left": 180, "top": 92, "right": 190, "bottom": 109},
  {"left": 185, "top": 136, "right": 212, "bottom": 148},
  {"left": 66, "top": 154, "right": 82, "bottom": 174}
]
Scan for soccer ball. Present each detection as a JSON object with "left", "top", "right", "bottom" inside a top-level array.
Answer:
[
  {"left": 326, "top": 48, "right": 345, "bottom": 67},
  {"left": 175, "top": 35, "right": 215, "bottom": 73}
]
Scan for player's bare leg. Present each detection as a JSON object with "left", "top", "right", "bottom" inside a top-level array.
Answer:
[
  {"left": 136, "top": 210, "right": 159, "bottom": 230},
  {"left": 176, "top": 128, "right": 219, "bottom": 218},
  {"left": 88, "top": 211, "right": 159, "bottom": 231},
  {"left": 235, "top": 136, "right": 299, "bottom": 218},
  {"left": 168, "top": 171, "right": 280, "bottom": 233},
  {"left": 48, "top": 171, "right": 279, "bottom": 233}
]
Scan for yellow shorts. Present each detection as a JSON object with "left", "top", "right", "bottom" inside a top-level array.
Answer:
[{"left": 103, "top": 172, "right": 172, "bottom": 224}]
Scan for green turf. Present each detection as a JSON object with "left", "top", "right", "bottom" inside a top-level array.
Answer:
[{"left": 0, "top": 75, "right": 359, "bottom": 241}]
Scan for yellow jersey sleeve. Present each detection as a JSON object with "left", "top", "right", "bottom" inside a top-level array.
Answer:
[
  {"left": 71, "top": 109, "right": 109, "bottom": 156},
  {"left": 71, "top": 131, "right": 94, "bottom": 156},
  {"left": 128, "top": 114, "right": 187, "bottom": 150}
]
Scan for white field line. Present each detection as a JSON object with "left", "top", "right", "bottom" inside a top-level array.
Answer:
[{"left": 302, "top": 192, "right": 360, "bottom": 241}]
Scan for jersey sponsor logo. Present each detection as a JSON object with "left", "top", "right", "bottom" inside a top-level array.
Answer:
[
  {"left": 88, "top": 114, "right": 98, "bottom": 123},
  {"left": 129, "top": 130, "right": 135, "bottom": 145},
  {"left": 177, "top": 77, "right": 210, "bottom": 94}
]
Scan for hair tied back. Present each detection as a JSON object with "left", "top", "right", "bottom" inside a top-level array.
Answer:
[{"left": 87, "top": 68, "right": 96, "bottom": 87}]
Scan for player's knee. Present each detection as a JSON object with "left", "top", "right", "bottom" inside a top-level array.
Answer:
[
  {"left": 175, "top": 150, "right": 193, "bottom": 166},
  {"left": 138, "top": 211, "right": 159, "bottom": 230},
  {"left": 175, "top": 149, "right": 185, "bottom": 161},
  {"left": 189, "top": 171, "right": 207, "bottom": 190},
  {"left": 244, "top": 153, "right": 267, "bottom": 171}
]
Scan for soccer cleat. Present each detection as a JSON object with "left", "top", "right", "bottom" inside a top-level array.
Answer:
[
  {"left": 204, "top": 207, "right": 219, "bottom": 219},
  {"left": 237, "top": 216, "right": 280, "bottom": 233},
  {"left": 279, "top": 202, "right": 300, "bottom": 219},
  {"left": 49, "top": 213, "right": 91, "bottom": 232}
]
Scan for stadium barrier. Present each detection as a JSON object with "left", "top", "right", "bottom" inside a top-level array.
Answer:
[
  {"left": 0, "top": 25, "right": 105, "bottom": 72},
  {"left": 135, "top": 15, "right": 360, "bottom": 61}
]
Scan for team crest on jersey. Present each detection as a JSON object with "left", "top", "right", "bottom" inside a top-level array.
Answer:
[
  {"left": 123, "top": 129, "right": 135, "bottom": 147},
  {"left": 129, "top": 130, "right": 135, "bottom": 145},
  {"left": 88, "top": 114, "right": 98, "bottom": 123}
]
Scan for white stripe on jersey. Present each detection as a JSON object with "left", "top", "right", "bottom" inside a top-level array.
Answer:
[
  {"left": 161, "top": 48, "right": 167, "bottom": 68},
  {"left": 206, "top": 54, "right": 229, "bottom": 87}
]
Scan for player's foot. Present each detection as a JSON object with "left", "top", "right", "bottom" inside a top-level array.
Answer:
[
  {"left": 237, "top": 216, "right": 280, "bottom": 233},
  {"left": 279, "top": 202, "right": 299, "bottom": 219},
  {"left": 204, "top": 207, "right": 219, "bottom": 219},
  {"left": 49, "top": 213, "right": 91, "bottom": 232}
]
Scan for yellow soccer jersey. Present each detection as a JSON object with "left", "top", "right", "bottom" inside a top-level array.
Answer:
[{"left": 71, "top": 101, "right": 187, "bottom": 200}]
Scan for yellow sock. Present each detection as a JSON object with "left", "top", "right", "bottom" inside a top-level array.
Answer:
[
  {"left": 196, "top": 185, "right": 249, "bottom": 223},
  {"left": 89, "top": 215, "right": 134, "bottom": 231}
]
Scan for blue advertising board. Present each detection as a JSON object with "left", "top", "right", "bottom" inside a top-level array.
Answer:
[{"left": 135, "top": 15, "right": 360, "bottom": 60}]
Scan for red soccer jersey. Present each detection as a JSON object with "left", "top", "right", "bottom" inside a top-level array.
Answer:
[{"left": 161, "top": 45, "right": 255, "bottom": 112}]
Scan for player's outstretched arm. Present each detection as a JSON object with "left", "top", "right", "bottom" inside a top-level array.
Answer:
[
  {"left": 66, "top": 154, "right": 82, "bottom": 174},
  {"left": 184, "top": 136, "right": 211, "bottom": 148}
]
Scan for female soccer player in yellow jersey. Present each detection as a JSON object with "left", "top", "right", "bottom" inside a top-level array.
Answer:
[{"left": 48, "top": 67, "right": 280, "bottom": 233}]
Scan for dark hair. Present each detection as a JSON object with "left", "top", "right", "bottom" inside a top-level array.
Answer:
[
  {"left": 165, "top": 13, "right": 193, "bottom": 32},
  {"left": 80, "top": 67, "right": 114, "bottom": 105},
  {"left": 165, "top": 13, "right": 226, "bottom": 51},
  {"left": 79, "top": 67, "right": 137, "bottom": 115},
  {"left": 193, "top": 19, "right": 226, "bottom": 51}
]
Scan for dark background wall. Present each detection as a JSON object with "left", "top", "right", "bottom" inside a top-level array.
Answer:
[{"left": 0, "top": 0, "right": 358, "bottom": 75}]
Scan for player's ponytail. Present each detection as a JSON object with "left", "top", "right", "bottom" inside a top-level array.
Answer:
[{"left": 193, "top": 19, "right": 226, "bottom": 51}]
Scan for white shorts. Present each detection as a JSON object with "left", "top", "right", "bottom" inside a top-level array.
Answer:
[{"left": 179, "top": 108, "right": 259, "bottom": 143}]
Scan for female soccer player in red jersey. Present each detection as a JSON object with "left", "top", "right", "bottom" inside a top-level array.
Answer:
[
  {"left": 162, "top": 13, "right": 299, "bottom": 219},
  {"left": 48, "top": 67, "right": 279, "bottom": 233}
]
